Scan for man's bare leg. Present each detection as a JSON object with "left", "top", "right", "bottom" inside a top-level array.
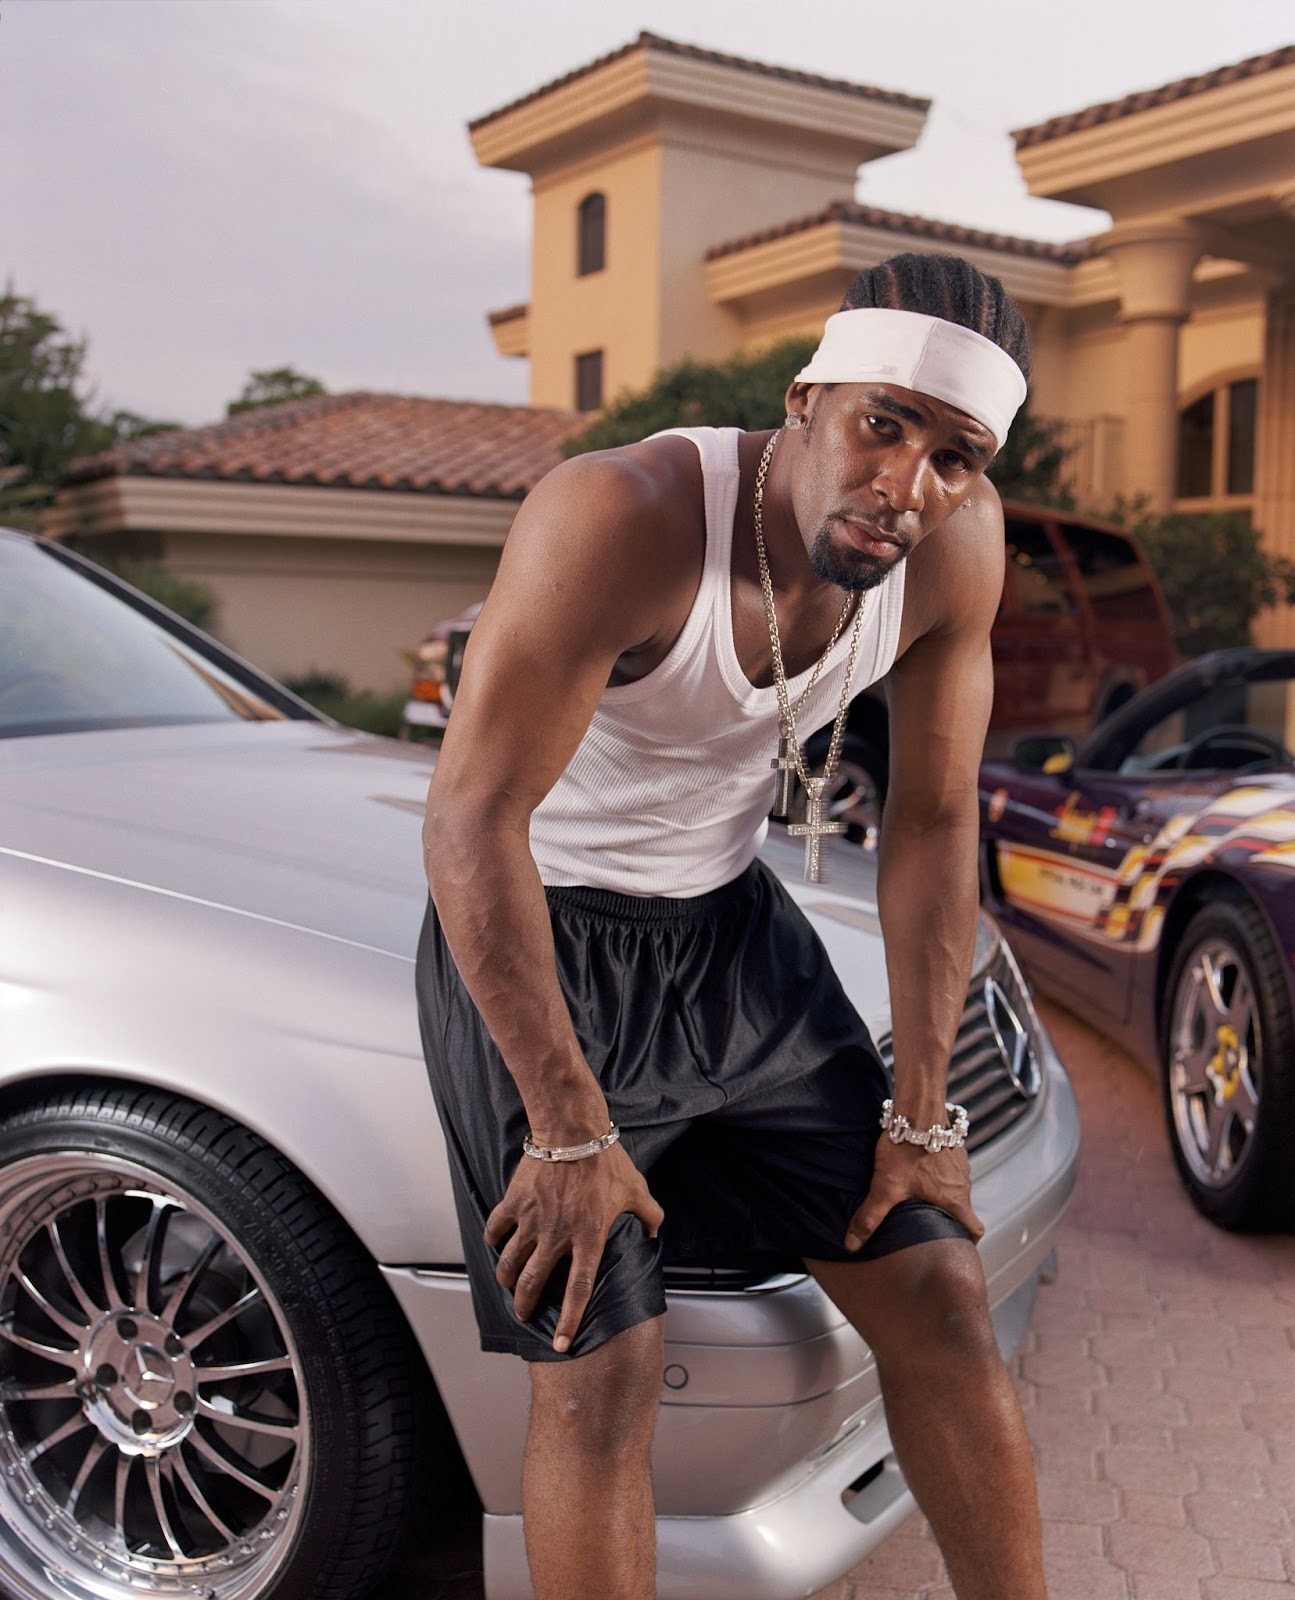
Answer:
[
  {"left": 809, "top": 1241, "right": 1047, "bottom": 1600},
  {"left": 522, "top": 1316, "right": 664, "bottom": 1600}
]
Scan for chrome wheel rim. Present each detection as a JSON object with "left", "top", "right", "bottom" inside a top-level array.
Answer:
[
  {"left": 0, "top": 1153, "right": 309, "bottom": 1600},
  {"left": 1168, "top": 938, "right": 1263, "bottom": 1190}
]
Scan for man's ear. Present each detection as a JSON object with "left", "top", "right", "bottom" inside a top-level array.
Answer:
[{"left": 783, "top": 381, "right": 814, "bottom": 427}]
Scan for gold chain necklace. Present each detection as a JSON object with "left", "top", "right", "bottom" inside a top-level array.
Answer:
[{"left": 752, "top": 431, "right": 868, "bottom": 883}]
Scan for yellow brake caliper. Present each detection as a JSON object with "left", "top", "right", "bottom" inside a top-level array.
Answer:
[{"left": 1206, "top": 1022, "right": 1242, "bottom": 1104}]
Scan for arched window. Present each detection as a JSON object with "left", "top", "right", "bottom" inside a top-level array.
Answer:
[
  {"left": 1176, "top": 375, "right": 1258, "bottom": 502},
  {"left": 577, "top": 192, "right": 606, "bottom": 277}
]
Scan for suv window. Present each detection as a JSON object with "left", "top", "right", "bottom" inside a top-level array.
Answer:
[
  {"left": 1004, "top": 517, "right": 1074, "bottom": 617},
  {"left": 1055, "top": 522, "right": 1157, "bottom": 624}
]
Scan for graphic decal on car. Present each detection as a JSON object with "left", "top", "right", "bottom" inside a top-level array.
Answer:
[
  {"left": 1048, "top": 794, "right": 1119, "bottom": 847},
  {"left": 998, "top": 784, "right": 1295, "bottom": 955}
]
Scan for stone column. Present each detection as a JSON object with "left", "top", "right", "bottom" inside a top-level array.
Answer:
[
  {"left": 1253, "top": 267, "right": 1295, "bottom": 648},
  {"left": 1098, "top": 221, "right": 1201, "bottom": 511}
]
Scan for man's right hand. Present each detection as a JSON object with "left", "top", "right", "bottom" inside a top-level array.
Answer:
[{"left": 484, "top": 1142, "right": 665, "bottom": 1353}]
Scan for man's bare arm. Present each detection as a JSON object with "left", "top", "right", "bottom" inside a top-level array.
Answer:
[
  {"left": 422, "top": 443, "right": 699, "bottom": 1348},
  {"left": 845, "top": 490, "right": 1004, "bottom": 1246}
]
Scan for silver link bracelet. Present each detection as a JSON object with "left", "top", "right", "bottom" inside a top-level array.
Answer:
[
  {"left": 880, "top": 1100, "right": 970, "bottom": 1154},
  {"left": 522, "top": 1123, "right": 621, "bottom": 1163}
]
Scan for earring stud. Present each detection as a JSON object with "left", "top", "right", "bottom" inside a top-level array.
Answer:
[{"left": 784, "top": 414, "right": 803, "bottom": 430}]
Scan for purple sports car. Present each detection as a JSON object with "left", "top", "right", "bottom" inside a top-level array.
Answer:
[{"left": 979, "top": 647, "right": 1295, "bottom": 1232}]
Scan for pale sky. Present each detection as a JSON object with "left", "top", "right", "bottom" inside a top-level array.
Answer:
[{"left": 3, "top": 0, "right": 1292, "bottom": 425}]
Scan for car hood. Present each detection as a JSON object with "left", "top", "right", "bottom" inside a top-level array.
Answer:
[
  {"left": 0, "top": 722, "right": 437, "bottom": 960},
  {"left": 0, "top": 720, "right": 901, "bottom": 1024}
]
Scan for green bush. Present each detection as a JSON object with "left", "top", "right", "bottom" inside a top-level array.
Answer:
[
  {"left": 1104, "top": 498, "right": 1295, "bottom": 657},
  {"left": 283, "top": 672, "right": 408, "bottom": 738},
  {"left": 105, "top": 561, "right": 219, "bottom": 632}
]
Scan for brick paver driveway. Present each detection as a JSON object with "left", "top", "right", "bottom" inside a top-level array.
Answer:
[
  {"left": 384, "top": 997, "right": 1295, "bottom": 1599},
  {"left": 814, "top": 998, "right": 1295, "bottom": 1600}
]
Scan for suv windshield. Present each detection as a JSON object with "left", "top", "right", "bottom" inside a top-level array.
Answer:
[{"left": 0, "top": 537, "right": 294, "bottom": 739}]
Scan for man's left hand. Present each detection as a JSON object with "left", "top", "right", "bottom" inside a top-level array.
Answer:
[{"left": 845, "top": 1135, "right": 984, "bottom": 1249}]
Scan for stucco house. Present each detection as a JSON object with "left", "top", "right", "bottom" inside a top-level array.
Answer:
[
  {"left": 46, "top": 395, "right": 582, "bottom": 692},
  {"left": 49, "top": 32, "right": 1295, "bottom": 687}
]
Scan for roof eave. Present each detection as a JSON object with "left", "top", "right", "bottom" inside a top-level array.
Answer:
[
  {"left": 1015, "top": 58, "right": 1295, "bottom": 207},
  {"left": 470, "top": 36, "right": 927, "bottom": 176},
  {"left": 705, "top": 210, "right": 1093, "bottom": 312}
]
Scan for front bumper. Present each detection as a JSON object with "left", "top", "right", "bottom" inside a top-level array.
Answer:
[{"left": 383, "top": 1038, "right": 1080, "bottom": 1600}]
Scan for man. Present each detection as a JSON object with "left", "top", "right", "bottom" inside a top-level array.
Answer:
[{"left": 419, "top": 251, "right": 1048, "bottom": 1600}]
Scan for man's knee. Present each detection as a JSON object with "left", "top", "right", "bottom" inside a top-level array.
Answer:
[
  {"left": 880, "top": 1243, "right": 999, "bottom": 1368},
  {"left": 819, "top": 1241, "right": 1000, "bottom": 1372},
  {"left": 529, "top": 1317, "right": 663, "bottom": 1464}
]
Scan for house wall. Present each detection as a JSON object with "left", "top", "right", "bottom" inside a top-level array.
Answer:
[
  {"left": 1178, "top": 280, "right": 1265, "bottom": 399},
  {"left": 529, "top": 137, "right": 665, "bottom": 410},
  {"left": 160, "top": 532, "right": 501, "bottom": 694},
  {"left": 47, "top": 477, "right": 517, "bottom": 696}
]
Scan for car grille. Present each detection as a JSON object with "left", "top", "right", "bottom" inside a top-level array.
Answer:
[
  {"left": 660, "top": 944, "right": 1043, "bottom": 1291},
  {"left": 875, "top": 945, "right": 1042, "bottom": 1154}
]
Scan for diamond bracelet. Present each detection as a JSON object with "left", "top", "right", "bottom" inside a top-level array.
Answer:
[
  {"left": 880, "top": 1100, "right": 970, "bottom": 1154},
  {"left": 522, "top": 1123, "right": 621, "bottom": 1163}
]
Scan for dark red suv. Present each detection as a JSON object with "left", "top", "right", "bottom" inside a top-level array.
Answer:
[{"left": 803, "top": 503, "right": 1177, "bottom": 842}]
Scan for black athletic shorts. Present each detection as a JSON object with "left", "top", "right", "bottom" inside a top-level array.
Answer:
[{"left": 415, "top": 858, "right": 971, "bottom": 1362}]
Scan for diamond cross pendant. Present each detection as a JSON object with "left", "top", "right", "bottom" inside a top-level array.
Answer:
[
  {"left": 770, "top": 735, "right": 797, "bottom": 819},
  {"left": 788, "top": 776, "right": 846, "bottom": 883}
]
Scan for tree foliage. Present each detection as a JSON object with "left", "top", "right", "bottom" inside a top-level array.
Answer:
[
  {"left": 0, "top": 287, "right": 177, "bottom": 525},
  {"left": 227, "top": 366, "right": 326, "bottom": 416},
  {"left": 1, "top": 288, "right": 113, "bottom": 519},
  {"left": 986, "top": 403, "right": 1075, "bottom": 508},
  {"left": 1104, "top": 498, "right": 1295, "bottom": 657},
  {"left": 563, "top": 338, "right": 818, "bottom": 456}
]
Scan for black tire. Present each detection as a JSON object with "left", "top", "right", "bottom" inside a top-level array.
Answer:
[
  {"left": 0, "top": 1086, "right": 428, "bottom": 1600},
  {"left": 1161, "top": 899, "right": 1295, "bottom": 1231},
  {"left": 796, "top": 729, "right": 889, "bottom": 846}
]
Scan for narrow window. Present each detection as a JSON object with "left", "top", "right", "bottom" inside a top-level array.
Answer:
[
  {"left": 575, "top": 350, "right": 603, "bottom": 412},
  {"left": 577, "top": 193, "right": 606, "bottom": 277},
  {"left": 1227, "top": 378, "right": 1257, "bottom": 497},
  {"left": 1176, "top": 378, "right": 1259, "bottom": 501},
  {"left": 1176, "top": 392, "right": 1214, "bottom": 499}
]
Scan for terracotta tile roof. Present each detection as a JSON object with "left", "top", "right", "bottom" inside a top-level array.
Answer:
[
  {"left": 706, "top": 200, "right": 1093, "bottom": 265},
  {"left": 65, "top": 394, "right": 585, "bottom": 500},
  {"left": 468, "top": 30, "right": 928, "bottom": 133},
  {"left": 1014, "top": 44, "right": 1295, "bottom": 148}
]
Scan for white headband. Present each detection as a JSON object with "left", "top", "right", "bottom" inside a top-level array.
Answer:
[{"left": 795, "top": 308, "right": 1027, "bottom": 451}]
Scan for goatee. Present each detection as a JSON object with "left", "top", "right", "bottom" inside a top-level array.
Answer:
[{"left": 808, "top": 525, "right": 912, "bottom": 592}]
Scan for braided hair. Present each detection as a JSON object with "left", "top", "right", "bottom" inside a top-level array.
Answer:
[{"left": 841, "top": 252, "right": 1032, "bottom": 382}]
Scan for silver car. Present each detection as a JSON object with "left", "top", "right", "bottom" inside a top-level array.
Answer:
[{"left": 0, "top": 527, "right": 1080, "bottom": 1600}]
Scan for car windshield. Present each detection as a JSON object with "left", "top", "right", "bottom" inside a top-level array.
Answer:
[
  {"left": 0, "top": 537, "right": 289, "bottom": 739},
  {"left": 1119, "top": 668, "right": 1295, "bottom": 773}
]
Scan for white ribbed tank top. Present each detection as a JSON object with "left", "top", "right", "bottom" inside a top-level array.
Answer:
[{"left": 531, "top": 427, "right": 906, "bottom": 896}]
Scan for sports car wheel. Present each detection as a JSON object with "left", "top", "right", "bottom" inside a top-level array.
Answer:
[
  {"left": 0, "top": 1088, "right": 425, "bottom": 1600},
  {"left": 1162, "top": 900, "right": 1295, "bottom": 1230}
]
